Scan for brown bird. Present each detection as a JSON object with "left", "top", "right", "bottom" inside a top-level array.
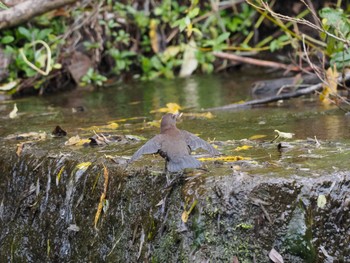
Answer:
[{"left": 129, "top": 113, "right": 220, "bottom": 172}]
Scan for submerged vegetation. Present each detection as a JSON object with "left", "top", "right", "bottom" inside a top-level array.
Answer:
[{"left": 0, "top": 0, "right": 349, "bottom": 97}]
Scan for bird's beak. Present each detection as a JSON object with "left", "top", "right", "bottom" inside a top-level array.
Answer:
[{"left": 174, "top": 112, "right": 183, "bottom": 120}]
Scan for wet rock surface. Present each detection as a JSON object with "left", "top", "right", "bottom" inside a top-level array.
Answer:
[{"left": 0, "top": 144, "right": 349, "bottom": 262}]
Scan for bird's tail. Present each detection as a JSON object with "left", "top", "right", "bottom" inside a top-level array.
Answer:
[{"left": 167, "top": 156, "right": 201, "bottom": 172}]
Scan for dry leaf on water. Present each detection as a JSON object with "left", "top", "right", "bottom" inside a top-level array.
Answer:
[
  {"left": 183, "top": 112, "right": 214, "bottom": 119},
  {"left": 65, "top": 135, "right": 90, "bottom": 146},
  {"left": 234, "top": 145, "right": 252, "bottom": 151},
  {"left": 249, "top": 134, "right": 267, "bottom": 140},
  {"left": 150, "top": 102, "right": 182, "bottom": 114}
]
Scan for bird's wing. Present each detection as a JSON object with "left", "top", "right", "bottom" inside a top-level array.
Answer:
[
  {"left": 129, "top": 135, "right": 162, "bottom": 162},
  {"left": 181, "top": 130, "right": 221, "bottom": 155}
]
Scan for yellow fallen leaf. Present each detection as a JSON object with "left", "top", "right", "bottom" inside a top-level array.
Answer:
[
  {"left": 147, "top": 120, "right": 161, "bottom": 128},
  {"left": 16, "top": 141, "right": 30, "bottom": 157},
  {"left": 56, "top": 165, "right": 65, "bottom": 185},
  {"left": 81, "top": 122, "right": 119, "bottom": 131},
  {"left": 181, "top": 200, "right": 197, "bottom": 223},
  {"left": 76, "top": 162, "right": 92, "bottom": 171},
  {"left": 320, "top": 65, "right": 338, "bottom": 105},
  {"left": 183, "top": 112, "right": 214, "bottom": 119},
  {"left": 94, "top": 164, "right": 109, "bottom": 229},
  {"left": 181, "top": 211, "right": 189, "bottom": 223},
  {"left": 150, "top": 102, "right": 182, "bottom": 114},
  {"left": 198, "top": 155, "right": 250, "bottom": 162},
  {"left": 249, "top": 134, "right": 267, "bottom": 140},
  {"left": 65, "top": 135, "right": 90, "bottom": 146},
  {"left": 234, "top": 145, "right": 253, "bottom": 151}
]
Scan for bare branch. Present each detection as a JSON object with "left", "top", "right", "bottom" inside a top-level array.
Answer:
[
  {"left": 206, "top": 72, "right": 350, "bottom": 111},
  {"left": 0, "top": 0, "right": 79, "bottom": 30}
]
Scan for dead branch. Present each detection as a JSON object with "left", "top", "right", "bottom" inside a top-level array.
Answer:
[
  {"left": 213, "top": 51, "right": 301, "bottom": 71},
  {"left": 206, "top": 72, "right": 350, "bottom": 111},
  {"left": 0, "top": 0, "right": 79, "bottom": 30}
]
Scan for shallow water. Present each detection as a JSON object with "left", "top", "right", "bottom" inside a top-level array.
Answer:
[
  {"left": 1, "top": 71, "right": 350, "bottom": 262},
  {"left": 1, "top": 71, "right": 350, "bottom": 174}
]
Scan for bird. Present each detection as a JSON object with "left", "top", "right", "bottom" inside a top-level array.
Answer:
[{"left": 129, "top": 113, "right": 220, "bottom": 172}]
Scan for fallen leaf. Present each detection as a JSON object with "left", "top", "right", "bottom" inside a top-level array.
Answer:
[
  {"left": 81, "top": 122, "right": 119, "bottom": 132},
  {"left": 56, "top": 165, "right": 65, "bottom": 186},
  {"left": 94, "top": 164, "right": 109, "bottom": 229},
  {"left": 274, "top": 130, "right": 295, "bottom": 139},
  {"left": 181, "top": 200, "right": 198, "bottom": 223},
  {"left": 317, "top": 194, "right": 327, "bottom": 209},
  {"left": 65, "top": 135, "right": 90, "bottom": 146},
  {"left": 198, "top": 155, "right": 250, "bottom": 162},
  {"left": 16, "top": 142, "right": 25, "bottom": 157},
  {"left": 67, "top": 51, "right": 92, "bottom": 84},
  {"left": 269, "top": 248, "right": 284, "bottom": 263},
  {"left": 150, "top": 102, "right": 182, "bottom": 114},
  {"left": 181, "top": 211, "right": 189, "bottom": 223},
  {"left": 183, "top": 112, "right": 214, "bottom": 119},
  {"left": 5, "top": 131, "right": 47, "bottom": 141},
  {"left": 76, "top": 162, "right": 92, "bottom": 172},
  {"left": 0, "top": 80, "right": 17, "bottom": 91},
  {"left": 9, "top": 103, "right": 18, "bottom": 119},
  {"left": 249, "top": 134, "right": 267, "bottom": 140},
  {"left": 234, "top": 145, "right": 253, "bottom": 151},
  {"left": 320, "top": 65, "right": 338, "bottom": 105}
]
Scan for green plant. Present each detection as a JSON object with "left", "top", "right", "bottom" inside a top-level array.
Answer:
[
  {"left": 80, "top": 68, "right": 107, "bottom": 87},
  {"left": 108, "top": 49, "right": 135, "bottom": 74},
  {"left": 319, "top": 7, "right": 350, "bottom": 68}
]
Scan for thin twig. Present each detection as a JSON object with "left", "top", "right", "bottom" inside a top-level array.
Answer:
[{"left": 213, "top": 51, "right": 301, "bottom": 71}]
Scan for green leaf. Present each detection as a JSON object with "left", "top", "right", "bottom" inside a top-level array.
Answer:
[
  {"left": 1, "top": 36, "right": 14, "bottom": 44},
  {"left": 188, "top": 7, "right": 199, "bottom": 18},
  {"left": 216, "top": 32, "right": 230, "bottom": 44},
  {"left": 18, "top": 27, "right": 32, "bottom": 40},
  {"left": 0, "top": 2, "right": 9, "bottom": 9}
]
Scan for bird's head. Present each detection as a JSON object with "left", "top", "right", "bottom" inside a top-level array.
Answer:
[{"left": 160, "top": 112, "right": 182, "bottom": 133}]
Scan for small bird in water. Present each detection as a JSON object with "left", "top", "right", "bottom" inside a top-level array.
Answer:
[{"left": 129, "top": 113, "right": 220, "bottom": 172}]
